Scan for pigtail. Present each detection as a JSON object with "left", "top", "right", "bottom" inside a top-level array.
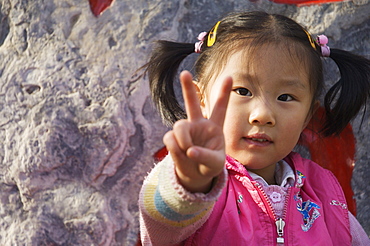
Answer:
[
  {"left": 145, "top": 41, "right": 195, "bottom": 126},
  {"left": 322, "top": 48, "right": 370, "bottom": 136}
]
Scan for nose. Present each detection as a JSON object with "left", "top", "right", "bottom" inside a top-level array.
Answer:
[{"left": 249, "top": 100, "right": 276, "bottom": 126}]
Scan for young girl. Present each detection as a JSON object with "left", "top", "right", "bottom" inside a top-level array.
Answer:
[{"left": 139, "top": 11, "right": 370, "bottom": 245}]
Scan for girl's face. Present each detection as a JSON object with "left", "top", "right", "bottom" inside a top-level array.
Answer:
[{"left": 201, "top": 45, "right": 314, "bottom": 179}]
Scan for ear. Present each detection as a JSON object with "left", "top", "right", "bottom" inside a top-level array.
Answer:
[
  {"left": 193, "top": 81, "right": 208, "bottom": 118},
  {"left": 303, "top": 100, "right": 320, "bottom": 129}
]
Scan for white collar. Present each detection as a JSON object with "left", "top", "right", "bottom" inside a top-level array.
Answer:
[{"left": 248, "top": 160, "right": 295, "bottom": 187}]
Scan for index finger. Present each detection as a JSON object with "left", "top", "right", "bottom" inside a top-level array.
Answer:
[
  {"left": 209, "top": 76, "right": 233, "bottom": 128},
  {"left": 180, "top": 71, "right": 204, "bottom": 121}
]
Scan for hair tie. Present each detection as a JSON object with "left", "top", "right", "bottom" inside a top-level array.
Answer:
[
  {"left": 316, "top": 35, "right": 330, "bottom": 57},
  {"left": 195, "top": 31, "right": 207, "bottom": 53}
]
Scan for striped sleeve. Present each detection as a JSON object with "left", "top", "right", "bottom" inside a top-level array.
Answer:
[
  {"left": 139, "top": 154, "right": 227, "bottom": 245},
  {"left": 349, "top": 212, "right": 370, "bottom": 246}
]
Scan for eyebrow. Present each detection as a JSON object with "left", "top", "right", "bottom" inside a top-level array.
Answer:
[
  {"left": 233, "top": 73, "right": 307, "bottom": 91},
  {"left": 281, "top": 79, "right": 307, "bottom": 90}
]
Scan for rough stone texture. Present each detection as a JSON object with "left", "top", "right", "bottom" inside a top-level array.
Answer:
[{"left": 0, "top": 0, "right": 369, "bottom": 245}]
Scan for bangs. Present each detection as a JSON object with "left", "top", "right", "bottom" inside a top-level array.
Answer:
[{"left": 195, "top": 36, "right": 320, "bottom": 98}]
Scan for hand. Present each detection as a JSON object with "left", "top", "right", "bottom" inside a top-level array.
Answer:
[{"left": 163, "top": 71, "right": 232, "bottom": 193}]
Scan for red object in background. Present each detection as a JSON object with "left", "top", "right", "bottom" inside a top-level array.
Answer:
[
  {"left": 88, "top": 0, "right": 114, "bottom": 16},
  {"left": 300, "top": 106, "right": 356, "bottom": 215},
  {"left": 154, "top": 146, "right": 169, "bottom": 162},
  {"left": 270, "top": 0, "right": 347, "bottom": 6}
]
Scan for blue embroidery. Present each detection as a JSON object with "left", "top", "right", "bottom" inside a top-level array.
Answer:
[
  {"left": 294, "top": 192, "right": 301, "bottom": 201},
  {"left": 296, "top": 170, "right": 305, "bottom": 188},
  {"left": 296, "top": 200, "right": 321, "bottom": 232},
  {"left": 295, "top": 170, "right": 320, "bottom": 231}
]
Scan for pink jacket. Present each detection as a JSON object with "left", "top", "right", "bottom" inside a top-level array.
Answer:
[
  {"left": 139, "top": 152, "right": 365, "bottom": 245},
  {"left": 183, "top": 152, "right": 351, "bottom": 245}
]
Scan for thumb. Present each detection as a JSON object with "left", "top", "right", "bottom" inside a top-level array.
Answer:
[{"left": 187, "top": 146, "right": 225, "bottom": 177}]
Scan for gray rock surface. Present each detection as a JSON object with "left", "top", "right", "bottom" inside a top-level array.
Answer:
[{"left": 0, "top": 0, "right": 369, "bottom": 245}]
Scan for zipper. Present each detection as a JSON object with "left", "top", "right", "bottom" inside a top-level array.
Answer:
[
  {"left": 254, "top": 182, "right": 291, "bottom": 245},
  {"left": 275, "top": 218, "right": 286, "bottom": 244}
]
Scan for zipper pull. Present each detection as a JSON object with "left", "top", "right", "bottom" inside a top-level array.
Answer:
[{"left": 275, "top": 218, "right": 285, "bottom": 244}]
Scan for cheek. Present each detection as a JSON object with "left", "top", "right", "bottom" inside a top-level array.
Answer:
[
  {"left": 283, "top": 116, "right": 307, "bottom": 142},
  {"left": 222, "top": 110, "right": 242, "bottom": 142},
  {"left": 275, "top": 109, "right": 309, "bottom": 142}
]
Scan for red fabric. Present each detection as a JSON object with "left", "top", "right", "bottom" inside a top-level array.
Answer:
[
  {"left": 300, "top": 106, "right": 356, "bottom": 215},
  {"left": 88, "top": 0, "right": 114, "bottom": 16},
  {"left": 270, "top": 0, "right": 347, "bottom": 6},
  {"left": 154, "top": 146, "right": 169, "bottom": 162}
]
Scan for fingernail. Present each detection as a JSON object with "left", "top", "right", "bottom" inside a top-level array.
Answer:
[{"left": 188, "top": 147, "right": 199, "bottom": 158}]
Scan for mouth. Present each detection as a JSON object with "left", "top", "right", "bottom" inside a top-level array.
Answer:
[
  {"left": 249, "top": 138, "right": 269, "bottom": 142},
  {"left": 244, "top": 133, "right": 272, "bottom": 146}
]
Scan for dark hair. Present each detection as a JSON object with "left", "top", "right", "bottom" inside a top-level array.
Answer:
[{"left": 144, "top": 11, "right": 370, "bottom": 136}]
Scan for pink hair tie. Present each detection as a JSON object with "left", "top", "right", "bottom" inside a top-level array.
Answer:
[
  {"left": 316, "top": 35, "right": 330, "bottom": 57},
  {"left": 195, "top": 32, "right": 207, "bottom": 53}
]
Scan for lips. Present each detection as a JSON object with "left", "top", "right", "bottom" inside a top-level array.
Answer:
[{"left": 244, "top": 133, "right": 272, "bottom": 146}]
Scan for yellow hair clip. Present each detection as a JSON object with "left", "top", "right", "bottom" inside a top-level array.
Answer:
[
  {"left": 207, "top": 21, "right": 221, "bottom": 47},
  {"left": 304, "top": 29, "right": 316, "bottom": 50}
]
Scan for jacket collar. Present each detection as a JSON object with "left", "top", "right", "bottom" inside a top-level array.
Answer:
[{"left": 225, "top": 152, "right": 305, "bottom": 188}]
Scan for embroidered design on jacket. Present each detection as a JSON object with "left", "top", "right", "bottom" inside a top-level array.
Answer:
[
  {"left": 236, "top": 192, "right": 243, "bottom": 214},
  {"left": 330, "top": 200, "right": 348, "bottom": 210},
  {"left": 296, "top": 170, "right": 305, "bottom": 188},
  {"left": 296, "top": 200, "right": 321, "bottom": 232},
  {"left": 237, "top": 192, "right": 243, "bottom": 203}
]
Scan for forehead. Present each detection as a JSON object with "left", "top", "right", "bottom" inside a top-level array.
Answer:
[
  {"left": 246, "top": 44, "right": 307, "bottom": 75},
  {"left": 214, "top": 43, "right": 310, "bottom": 86}
]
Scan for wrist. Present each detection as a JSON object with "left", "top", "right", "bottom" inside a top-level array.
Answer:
[{"left": 175, "top": 169, "right": 214, "bottom": 193}]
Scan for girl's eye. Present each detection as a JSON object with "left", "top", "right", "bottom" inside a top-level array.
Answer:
[
  {"left": 234, "top": 88, "right": 252, "bottom": 96},
  {"left": 278, "top": 94, "right": 294, "bottom": 101}
]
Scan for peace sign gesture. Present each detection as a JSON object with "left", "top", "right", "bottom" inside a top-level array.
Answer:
[{"left": 163, "top": 71, "right": 232, "bottom": 193}]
